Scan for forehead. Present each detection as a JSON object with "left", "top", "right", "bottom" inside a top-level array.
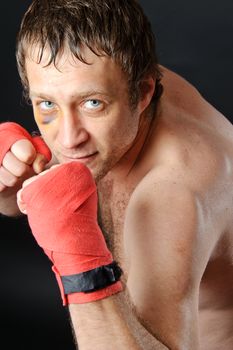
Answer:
[{"left": 25, "top": 45, "right": 128, "bottom": 98}]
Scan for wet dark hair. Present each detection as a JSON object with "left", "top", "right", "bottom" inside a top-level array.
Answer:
[{"left": 16, "top": 0, "right": 163, "bottom": 108}]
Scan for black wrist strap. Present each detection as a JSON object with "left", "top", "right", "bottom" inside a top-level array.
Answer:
[{"left": 61, "top": 261, "right": 122, "bottom": 294}]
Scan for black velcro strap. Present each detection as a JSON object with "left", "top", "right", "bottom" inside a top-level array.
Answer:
[{"left": 61, "top": 261, "right": 122, "bottom": 294}]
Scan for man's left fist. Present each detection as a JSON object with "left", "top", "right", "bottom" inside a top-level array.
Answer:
[{"left": 17, "top": 162, "right": 122, "bottom": 305}]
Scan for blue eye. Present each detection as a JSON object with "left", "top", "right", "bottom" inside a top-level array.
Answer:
[
  {"left": 40, "top": 101, "right": 55, "bottom": 110},
  {"left": 84, "top": 99, "right": 102, "bottom": 109}
]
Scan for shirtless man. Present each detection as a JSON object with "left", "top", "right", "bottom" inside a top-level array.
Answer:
[{"left": 0, "top": 1, "right": 232, "bottom": 349}]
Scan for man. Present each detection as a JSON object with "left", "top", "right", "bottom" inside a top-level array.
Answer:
[{"left": 0, "top": 0, "right": 232, "bottom": 349}]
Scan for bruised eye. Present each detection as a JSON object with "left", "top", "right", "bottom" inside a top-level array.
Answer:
[
  {"left": 36, "top": 101, "right": 57, "bottom": 125},
  {"left": 84, "top": 99, "right": 102, "bottom": 109}
]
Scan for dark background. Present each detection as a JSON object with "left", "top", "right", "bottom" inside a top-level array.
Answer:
[{"left": 0, "top": 1, "right": 232, "bottom": 348}]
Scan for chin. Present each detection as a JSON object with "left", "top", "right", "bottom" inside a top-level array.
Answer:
[
  {"left": 90, "top": 160, "right": 116, "bottom": 182},
  {"left": 54, "top": 152, "right": 117, "bottom": 182}
]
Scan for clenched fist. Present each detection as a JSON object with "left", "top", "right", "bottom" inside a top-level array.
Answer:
[{"left": 0, "top": 122, "right": 51, "bottom": 192}]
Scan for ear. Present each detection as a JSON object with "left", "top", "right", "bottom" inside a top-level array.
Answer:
[{"left": 137, "top": 77, "right": 156, "bottom": 114}]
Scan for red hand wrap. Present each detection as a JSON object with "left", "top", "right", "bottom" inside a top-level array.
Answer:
[
  {"left": 0, "top": 122, "right": 52, "bottom": 165},
  {"left": 21, "top": 162, "right": 122, "bottom": 305}
]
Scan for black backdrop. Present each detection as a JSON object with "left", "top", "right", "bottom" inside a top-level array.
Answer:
[{"left": 0, "top": 1, "right": 232, "bottom": 348}]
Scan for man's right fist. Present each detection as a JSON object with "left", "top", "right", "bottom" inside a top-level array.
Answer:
[{"left": 0, "top": 122, "right": 52, "bottom": 192}]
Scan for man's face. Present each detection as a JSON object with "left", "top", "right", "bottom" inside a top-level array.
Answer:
[{"left": 26, "top": 47, "right": 142, "bottom": 180}]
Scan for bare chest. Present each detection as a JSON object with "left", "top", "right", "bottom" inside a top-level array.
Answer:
[
  {"left": 98, "top": 189, "right": 167, "bottom": 349},
  {"left": 98, "top": 188, "right": 131, "bottom": 273}
]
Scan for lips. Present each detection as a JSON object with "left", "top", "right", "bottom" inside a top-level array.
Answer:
[
  {"left": 76, "top": 152, "right": 98, "bottom": 159},
  {"left": 59, "top": 152, "right": 98, "bottom": 163}
]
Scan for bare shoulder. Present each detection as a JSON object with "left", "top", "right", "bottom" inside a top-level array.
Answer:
[
  {"left": 125, "top": 166, "right": 208, "bottom": 270},
  {"left": 151, "top": 65, "right": 233, "bottom": 207},
  {"left": 125, "top": 150, "right": 233, "bottom": 266}
]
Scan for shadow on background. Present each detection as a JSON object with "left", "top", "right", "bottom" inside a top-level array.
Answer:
[{"left": 0, "top": 1, "right": 232, "bottom": 349}]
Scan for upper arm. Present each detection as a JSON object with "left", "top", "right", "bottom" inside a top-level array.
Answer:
[{"left": 124, "top": 176, "right": 202, "bottom": 349}]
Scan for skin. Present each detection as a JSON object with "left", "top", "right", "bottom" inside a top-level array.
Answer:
[
  {"left": 27, "top": 47, "right": 153, "bottom": 182},
  {"left": 0, "top": 139, "right": 48, "bottom": 216},
  {"left": 3, "top": 45, "right": 233, "bottom": 349}
]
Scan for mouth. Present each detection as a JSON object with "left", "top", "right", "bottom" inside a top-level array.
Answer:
[{"left": 60, "top": 152, "right": 98, "bottom": 164}]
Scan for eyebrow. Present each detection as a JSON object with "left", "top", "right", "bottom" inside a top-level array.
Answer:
[{"left": 29, "top": 90, "right": 114, "bottom": 101}]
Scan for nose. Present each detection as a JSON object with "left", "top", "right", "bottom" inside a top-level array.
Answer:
[{"left": 57, "top": 112, "right": 89, "bottom": 149}]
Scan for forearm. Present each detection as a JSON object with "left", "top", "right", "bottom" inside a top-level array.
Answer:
[{"left": 69, "top": 293, "right": 142, "bottom": 350}]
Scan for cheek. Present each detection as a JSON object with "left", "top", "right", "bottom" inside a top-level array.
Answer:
[
  {"left": 33, "top": 109, "right": 50, "bottom": 131},
  {"left": 34, "top": 109, "right": 45, "bottom": 137},
  {"left": 105, "top": 116, "right": 138, "bottom": 151},
  {"left": 33, "top": 109, "right": 41, "bottom": 125},
  {"left": 114, "top": 113, "right": 138, "bottom": 142},
  {"left": 33, "top": 110, "right": 57, "bottom": 149}
]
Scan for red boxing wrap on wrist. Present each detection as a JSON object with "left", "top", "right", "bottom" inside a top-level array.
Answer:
[
  {"left": 0, "top": 122, "right": 52, "bottom": 164},
  {"left": 21, "top": 162, "right": 123, "bottom": 305}
]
